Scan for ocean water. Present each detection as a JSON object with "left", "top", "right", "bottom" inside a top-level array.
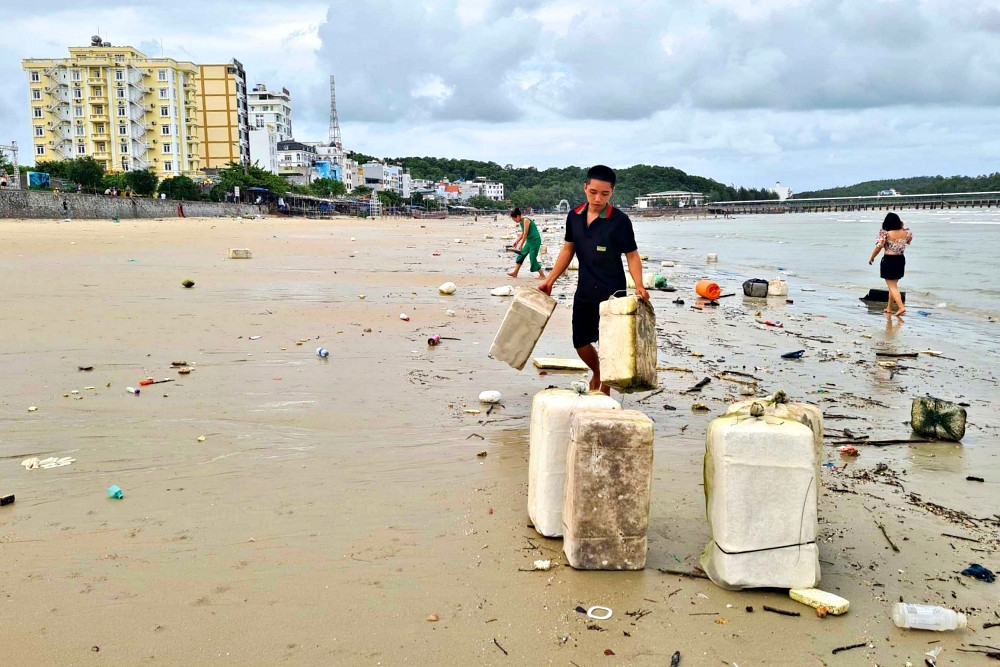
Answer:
[{"left": 632, "top": 208, "right": 1000, "bottom": 320}]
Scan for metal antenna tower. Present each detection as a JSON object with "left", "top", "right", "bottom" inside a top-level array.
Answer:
[
  {"left": 328, "top": 75, "right": 343, "bottom": 150},
  {"left": 0, "top": 140, "right": 20, "bottom": 190}
]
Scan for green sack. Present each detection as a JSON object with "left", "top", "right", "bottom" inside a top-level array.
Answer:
[{"left": 911, "top": 396, "right": 966, "bottom": 442}]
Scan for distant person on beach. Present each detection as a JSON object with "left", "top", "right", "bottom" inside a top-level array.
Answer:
[
  {"left": 538, "top": 165, "right": 649, "bottom": 393},
  {"left": 869, "top": 212, "right": 912, "bottom": 317},
  {"left": 507, "top": 207, "right": 546, "bottom": 279}
]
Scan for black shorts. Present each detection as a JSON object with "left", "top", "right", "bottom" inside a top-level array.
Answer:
[
  {"left": 572, "top": 299, "right": 602, "bottom": 349},
  {"left": 880, "top": 254, "right": 905, "bottom": 280}
]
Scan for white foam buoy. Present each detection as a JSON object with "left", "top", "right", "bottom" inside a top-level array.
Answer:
[
  {"left": 491, "top": 285, "right": 515, "bottom": 297},
  {"left": 400, "top": 313, "right": 410, "bottom": 321},
  {"left": 439, "top": 282, "right": 457, "bottom": 295},
  {"left": 661, "top": 260, "right": 675, "bottom": 267},
  {"left": 479, "top": 390, "right": 502, "bottom": 404},
  {"left": 706, "top": 253, "right": 718, "bottom": 262},
  {"left": 445, "top": 309, "right": 456, "bottom": 317}
]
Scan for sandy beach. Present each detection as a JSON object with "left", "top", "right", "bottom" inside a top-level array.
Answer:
[{"left": 1, "top": 214, "right": 997, "bottom": 665}]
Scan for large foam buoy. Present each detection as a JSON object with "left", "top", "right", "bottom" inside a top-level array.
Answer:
[{"left": 695, "top": 280, "right": 722, "bottom": 300}]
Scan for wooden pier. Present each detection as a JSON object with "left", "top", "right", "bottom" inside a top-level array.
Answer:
[{"left": 708, "top": 191, "right": 1000, "bottom": 215}]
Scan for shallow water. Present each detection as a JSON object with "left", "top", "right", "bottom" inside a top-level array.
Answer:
[{"left": 633, "top": 209, "right": 1000, "bottom": 321}]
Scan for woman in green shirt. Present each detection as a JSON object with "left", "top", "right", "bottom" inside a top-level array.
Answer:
[{"left": 507, "top": 208, "right": 546, "bottom": 278}]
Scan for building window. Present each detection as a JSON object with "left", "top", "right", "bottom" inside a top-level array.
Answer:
[
  {"left": 163, "top": 161, "right": 173, "bottom": 172},
  {"left": 30, "top": 71, "right": 40, "bottom": 82},
  {"left": 77, "top": 144, "right": 86, "bottom": 155},
  {"left": 161, "top": 124, "right": 170, "bottom": 135},
  {"left": 119, "top": 124, "right": 127, "bottom": 135},
  {"left": 162, "top": 143, "right": 172, "bottom": 154},
  {"left": 34, "top": 125, "right": 44, "bottom": 137},
  {"left": 73, "top": 88, "right": 82, "bottom": 99},
  {"left": 76, "top": 125, "right": 85, "bottom": 136},
  {"left": 116, "top": 88, "right": 125, "bottom": 99},
  {"left": 72, "top": 70, "right": 81, "bottom": 81},
  {"left": 95, "top": 124, "right": 105, "bottom": 134},
  {"left": 36, "top": 145, "right": 45, "bottom": 156},
  {"left": 96, "top": 142, "right": 106, "bottom": 153},
  {"left": 92, "top": 86, "right": 103, "bottom": 97},
  {"left": 74, "top": 106, "right": 83, "bottom": 117},
  {"left": 160, "top": 106, "right": 169, "bottom": 117},
  {"left": 118, "top": 106, "right": 127, "bottom": 117},
  {"left": 120, "top": 142, "right": 128, "bottom": 154},
  {"left": 90, "top": 67, "right": 100, "bottom": 78},
  {"left": 33, "top": 107, "right": 42, "bottom": 118},
  {"left": 157, "top": 69, "right": 167, "bottom": 81},
  {"left": 114, "top": 54, "right": 124, "bottom": 63},
  {"left": 93, "top": 105, "right": 104, "bottom": 115},
  {"left": 31, "top": 89, "right": 41, "bottom": 100},
  {"left": 115, "top": 69, "right": 124, "bottom": 80},
  {"left": 159, "top": 88, "right": 168, "bottom": 99}
]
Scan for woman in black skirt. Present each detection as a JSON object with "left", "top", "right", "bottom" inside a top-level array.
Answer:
[{"left": 868, "top": 212, "right": 913, "bottom": 316}]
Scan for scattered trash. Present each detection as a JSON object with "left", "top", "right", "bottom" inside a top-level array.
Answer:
[
  {"left": 966, "top": 475, "right": 985, "bottom": 482},
  {"left": 891, "top": 603, "right": 967, "bottom": 631},
  {"left": 464, "top": 409, "right": 481, "bottom": 415},
  {"left": 691, "top": 403, "right": 709, "bottom": 412},
  {"left": 21, "top": 456, "right": 75, "bottom": 470},
  {"left": 789, "top": 588, "right": 850, "bottom": 615},
  {"left": 533, "top": 357, "right": 589, "bottom": 371},
  {"left": 960, "top": 563, "right": 995, "bottom": 583},
  {"left": 427, "top": 335, "right": 441, "bottom": 346},
  {"left": 587, "top": 606, "right": 613, "bottom": 620},
  {"left": 358, "top": 295, "right": 366, "bottom": 300},
  {"left": 917, "top": 310, "right": 931, "bottom": 316},
  {"left": 477, "top": 451, "right": 487, "bottom": 458},
  {"left": 670, "top": 651, "right": 681, "bottom": 667},
  {"left": 604, "top": 649, "right": 615, "bottom": 656},
  {"left": 177, "top": 367, "right": 193, "bottom": 375},
  {"left": 78, "top": 365, "right": 94, "bottom": 371},
  {"left": 125, "top": 386, "right": 140, "bottom": 395},
  {"left": 683, "top": 377, "right": 711, "bottom": 393},
  {"left": 532, "top": 560, "right": 553, "bottom": 571},
  {"left": 781, "top": 350, "right": 805, "bottom": 359},
  {"left": 427, "top": 614, "right": 439, "bottom": 622},
  {"left": 445, "top": 309, "right": 456, "bottom": 317},
  {"left": 662, "top": 260, "right": 675, "bottom": 267},
  {"left": 785, "top": 299, "right": 794, "bottom": 304},
  {"left": 249, "top": 335, "right": 261, "bottom": 340},
  {"left": 479, "top": 390, "right": 502, "bottom": 404},
  {"left": 181, "top": 279, "right": 195, "bottom": 288},
  {"left": 107, "top": 485, "right": 124, "bottom": 499},
  {"left": 316, "top": 347, "right": 330, "bottom": 358},
  {"left": 706, "top": 253, "right": 718, "bottom": 262},
  {"left": 27, "top": 406, "right": 38, "bottom": 412},
  {"left": 491, "top": 285, "right": 515, "bottom": 297},
  {"left": 227, "top": 248, "right": 252, "bottom": 259},
  {"left": 831, "top": 642, "right": 868, "bottom": 655},
  {"left": 925, "top": 646, "right": 943, "bottom": 663},
  {"left": 197, "top": 436, "right": 206, "bottom": 442},
  {"left": 911, "top": 396, "right": 966, "bottom": 441},
  {"left": 838, "top": 445, "right": 859, "bottom": 456},
  {"left": 139, "top": 378, "right": 173, "bottom": 386},
  {"left": 763, "top": 320, "right": 783, "bottom": 328},
  {"left": 0, "top": 493, "right": 13, "bottom": 507},
  {"left": 742, "top": 279, "right": 769, "bottom": 298},
  {"left": 438, "top": 282, "right": 457, "bottom": 295},
  {"left": 399, "top": 313, "right": 410, "bottom": 321},
  {"left": 695, "top": 280, "right": 721, "bottom": 299},
  {"left": 672, "top": 298, "right": 685, "bottom": 305}
]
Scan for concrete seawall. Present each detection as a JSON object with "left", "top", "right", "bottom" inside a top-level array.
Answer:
[{"left": 0, "top": 189, "right": 265, "bottom": 220}]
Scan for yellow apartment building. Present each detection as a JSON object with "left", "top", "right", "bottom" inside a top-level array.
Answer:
[
  {"left": 22, "top": 36, "right": 225, "bottom": 179},
  {"left": 194, "top": 61, "right": 250, "bottom": 169}
]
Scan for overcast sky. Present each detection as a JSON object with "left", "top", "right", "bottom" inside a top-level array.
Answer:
[{"left": 4, "top": 0, "right": 1000, "bottom": 191}]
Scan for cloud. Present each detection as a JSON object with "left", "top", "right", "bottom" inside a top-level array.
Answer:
[{"left": 3, "top": 0, "right": 1000, "bottom": 190}]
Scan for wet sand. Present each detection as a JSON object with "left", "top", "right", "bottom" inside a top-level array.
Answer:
[{"left": 1, "top": 215, "right": 997, "bottom": 665}]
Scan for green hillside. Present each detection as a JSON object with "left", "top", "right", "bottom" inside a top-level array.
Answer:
[
  {"left": 347, "top": 154, "right": 776, "bottom": 209},
  {"left": 796, "top": 173, "right": 1000, "bottom": 198}
]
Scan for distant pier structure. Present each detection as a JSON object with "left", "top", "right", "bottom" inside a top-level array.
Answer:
[{"left": 709, "top": 191, "right": 1000, "bottom": 215}]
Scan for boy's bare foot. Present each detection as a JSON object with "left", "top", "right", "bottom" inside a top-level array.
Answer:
[
  {"left": 507, "top": 269, "right": 518, "bottom": 278},
  {"left": 884, "top": 308, "right": 892, "bottom": 314},
  {"left": 537, "top": 271, "right": 546, "bottom": 279},
  {"left": 895, "top": 308, "right": 906, "bottom": 317}
]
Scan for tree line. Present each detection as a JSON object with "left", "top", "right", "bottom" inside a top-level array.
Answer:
[
  {"left": 347, "top": 154, "right": 777, "bottom": 209},
  {"left": 796, "top": 173, "right": 1000, "bottom": 198}
]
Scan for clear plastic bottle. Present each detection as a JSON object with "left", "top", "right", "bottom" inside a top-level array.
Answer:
[{"left": 891, "top": 603, "right": 967, "bottom": 631}]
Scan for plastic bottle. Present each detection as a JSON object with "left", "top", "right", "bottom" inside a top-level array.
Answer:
[
  {"left": 316, "top": 347, "right": 329, "bottom": 358},
  {"left": 891, "top": 603, "right": 967, "bottom": 631},
  {"left": 125, "top": 386, "right": 140, "bottom": 395}
]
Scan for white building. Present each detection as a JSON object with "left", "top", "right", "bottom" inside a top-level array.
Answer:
[
  {"left": 458, "top": 176, "right": 504, "bottom": 201},
  {"left": 249, "top": 125, "right": 279, "bottom": 174},
  {"left": 277, "top": 140, "right": 316, "bottom": 169},
  {"left": 248, "top": 83, "right": 292, "bottom": 141},
  {"left": 342, "top": 157, "right": 360, "bottom": 192},
  {"left": 771, "top": 181, "right": 793, "bottom": 200},
  {"left": 635, "top": 190, "right": 705, "bottom": 208},
  {"left": 360, "top": 162, "right": 410, "bottom": 197}
]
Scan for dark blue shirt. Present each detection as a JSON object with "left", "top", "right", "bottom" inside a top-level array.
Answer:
[{"left": 565, "top": 202, "right": 638, "bottom": 302}]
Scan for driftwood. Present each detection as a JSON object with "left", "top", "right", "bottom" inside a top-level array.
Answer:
[
  {"left": 874, "top": 351, "right": 919, "bottom": 358},
  {"left": 831, "top": 438, "right": 929, "bottom": 446}
]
